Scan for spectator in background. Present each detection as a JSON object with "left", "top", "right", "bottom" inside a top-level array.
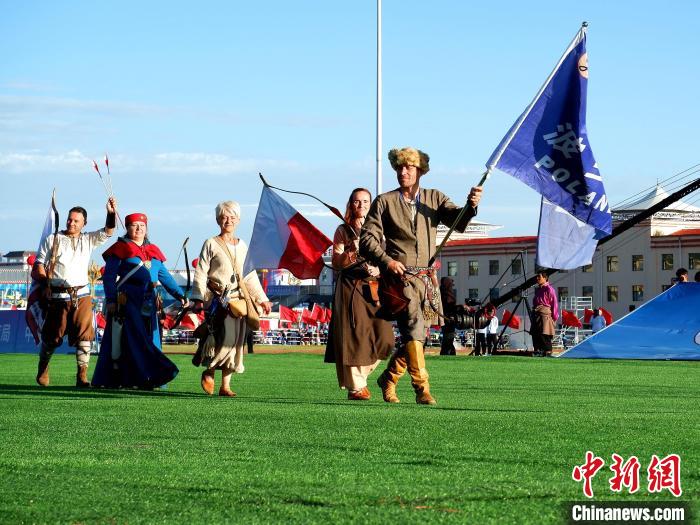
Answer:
[
  {"left": 486, "top": 315, "right": 499, "bottom": 355},
  {"left": 531, "top": 271, "right": 559, "bottom": 357},
  {"left": 675, "top": 268, "right": 689, "bottom": 283},
  {"left": 474, "top": 323, "right": 487, "bottom": 357},
  {"left": 694, "top": 271, "right": 700, "bottom": 282},
  {"left": 439, "top": 277, "right": 457, "bottom": 356},
  {"left": 590, "top": 308, "right": 606, "bottom": 333},
  {"left": 246, "top": 328, "right": 254, "bottom": 354}
]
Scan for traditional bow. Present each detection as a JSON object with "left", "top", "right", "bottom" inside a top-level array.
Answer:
[
  {"left": 258, "top": 173, "right": 367, "bottom": 274},
  {"left": 46, "top": 189, "right": 61, "bottom": 282},
  {"left": 172, "top": 237, "right": 191, "bottom": 328},
  {"left": 259, "top": 172, "right": 346, "bottom": 223}
]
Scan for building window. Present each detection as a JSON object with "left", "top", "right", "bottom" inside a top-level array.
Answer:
[
  {"left": 558, "top": 287, "right": 569, "bottom": 300},
  {"left": 512, "top": 259, "right": 522, "bottom": 275},
  {"left": 607, "top": 285, "right": 619, "bottom": 302},
  {"left": 447, "top": 261, "right": 458, "bottom": 277},
  {"left": 632, "top": 255, "right": 644, "bottom": 272},
  {"left": 468, "top": 288, "right": 479, "bottom": 300},
  {"left": 582, "top": 264, "right": 593, "bottom": 273},
  {"left": 468, "top": 261, "right": 478, "bottom": 276},
  {"left": 690, "top": 253, "right": 700, "bottom": 270},
  {"left": 489, "top": 260, "right": 499, "bottom": 276},
  {"left": 661, "top": 254, "right": 674, "bottom": 271},
  {"left": 582, "top": 286, "right": 593, "bottom": 298},
  {"left": 489, "top": 288, "right": 500, "bottom": 301},
  {"left": 607, "top": 256, "right": 619, "bottom": 272},
  {"left": 632, "top": 285, "right": 644, "bottom": 302}
]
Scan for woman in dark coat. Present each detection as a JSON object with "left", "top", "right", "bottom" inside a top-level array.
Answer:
[{"left": 324, "top": 188, "right": 394, "bottom": 400}]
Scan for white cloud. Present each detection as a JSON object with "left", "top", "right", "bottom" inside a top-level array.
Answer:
[
  {"left": 152, "top": 152, "right": 302, "bottom": 175},
  {"left": 0, "top": 149, "right": 90, "bottom": 172},
  {"left": 1, "top": 82, "right": 57, "bottom": 92},
  {"left": 0, "top": 150, "right": 302, "bottom": 176},
  {"left": 0, "top": 95, "right": 168, "bottom": 117},
  {"left": 0, "top": 94, "right": 354, "bottom": 130}
]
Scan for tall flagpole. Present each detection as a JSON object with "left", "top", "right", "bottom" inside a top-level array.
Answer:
[{"left": 376, "top": 0, "right": 382, "bottom": 196}]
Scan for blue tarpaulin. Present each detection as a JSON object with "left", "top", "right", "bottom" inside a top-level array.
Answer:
[{"left": 560, "top": 283, "right": 700, "bottom": 360}]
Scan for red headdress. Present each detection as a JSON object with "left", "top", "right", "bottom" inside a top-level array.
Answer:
[{"left": 125, "top": 213, "right": 148, "bottom": 225}]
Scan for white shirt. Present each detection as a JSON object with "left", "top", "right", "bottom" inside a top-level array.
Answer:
[
  {"left": 487, "top": 316, "right": 499, "bottom": 334},
  {"left": 37, "top": 229, "right": 110, "bottom": 288}
]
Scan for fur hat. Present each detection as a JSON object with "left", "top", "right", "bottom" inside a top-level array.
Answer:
[{"left": 388, "top": 147, "right": 430, "bottom": 174}]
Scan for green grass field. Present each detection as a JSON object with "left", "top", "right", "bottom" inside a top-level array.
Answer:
[{"left": 0, "top": 351, "right": 697, "bottom": 524}]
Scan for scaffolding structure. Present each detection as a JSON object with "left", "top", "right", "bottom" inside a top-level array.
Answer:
[{"left": 557, "top": 296, "right": 593, "bottom": 348}]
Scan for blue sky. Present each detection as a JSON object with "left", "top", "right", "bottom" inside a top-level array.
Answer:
[{"left": 2, "top": 1, "right": 699, "bottom": 264}]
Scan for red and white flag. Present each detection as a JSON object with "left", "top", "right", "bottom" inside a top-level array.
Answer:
[
  {"left": 26, "top": 191, "right": 58, "bottom": 345},
  {"left": 243, "top": 186, "right": 332, "bottom": 280}
]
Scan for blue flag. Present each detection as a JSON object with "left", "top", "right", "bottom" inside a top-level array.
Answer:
[{"left": 487, "top": 24, "right": 611, "bottom": 238}]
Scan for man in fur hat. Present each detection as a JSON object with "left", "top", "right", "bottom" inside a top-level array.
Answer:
[{"left": 360, "top": 147, "right": 482, "bottom": 405}]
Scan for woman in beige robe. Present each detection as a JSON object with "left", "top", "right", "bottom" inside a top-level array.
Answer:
[{"left": 191, "top": 201, "right": 272, "bottom": 396}]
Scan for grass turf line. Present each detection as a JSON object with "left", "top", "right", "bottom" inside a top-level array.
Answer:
[{"left": 0, "top": 353, "right": 698, "bottom": 524}]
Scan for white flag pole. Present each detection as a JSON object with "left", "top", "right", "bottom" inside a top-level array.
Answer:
[{"left": 375, "top": 0, "right": 382, "bottom": 196}]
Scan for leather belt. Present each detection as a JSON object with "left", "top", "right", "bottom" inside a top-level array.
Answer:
[{"left": 51, "top": 285, "right": 89, "bottom": 302}]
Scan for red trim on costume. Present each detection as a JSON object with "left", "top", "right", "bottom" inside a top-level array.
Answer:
[{"left": 102, "top": 240, "right": 166, "bottom": 262}]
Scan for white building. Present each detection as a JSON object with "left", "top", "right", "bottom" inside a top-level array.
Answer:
[{"left": 439, "top": 185, "right": 700, "bottom": 321}]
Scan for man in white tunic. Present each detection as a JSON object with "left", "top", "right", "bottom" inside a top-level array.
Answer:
[{"left": 32, "top": 197, "right": 116, "bottom": 387}]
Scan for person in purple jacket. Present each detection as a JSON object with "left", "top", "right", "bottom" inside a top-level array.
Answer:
[{"left": 531, "top": 271, "right": 559, "bottom": 357}]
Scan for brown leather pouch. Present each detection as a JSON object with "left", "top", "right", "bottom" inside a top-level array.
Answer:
[
  {"left": 228, "top": 298, "right": 247, "bottom": 318},
  {"left": 368, "top": 280, "right": 380, "bottom": 303}
]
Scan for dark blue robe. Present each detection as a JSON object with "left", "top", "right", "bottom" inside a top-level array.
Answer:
[{"left": 92, "top": 239, "right": 184, "bottom": 389}]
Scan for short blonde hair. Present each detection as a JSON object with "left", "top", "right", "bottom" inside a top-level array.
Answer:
[
  {"left": 388, "top": 147, "right": 430, "bottom": 174},
  {"left": 215, "top": 201, "right": 241, "bottom": 222}
]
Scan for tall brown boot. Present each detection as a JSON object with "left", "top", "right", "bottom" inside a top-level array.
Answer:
[
  {"left": 406, "top": 340, "right": 436, "bottom": 405},
  {"left": 376, "top": 349, "right": 407, "bottom": 403},
  {"left": 36, "top": 345, "right": 53, "bottom": 387},
  {"left": 76, "top": 365, "right": 90, "bottom": 388}
]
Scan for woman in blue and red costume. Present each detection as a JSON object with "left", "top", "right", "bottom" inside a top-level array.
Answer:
[{"left": 92, "top": 213, "right": 188, "bottom": 389}]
